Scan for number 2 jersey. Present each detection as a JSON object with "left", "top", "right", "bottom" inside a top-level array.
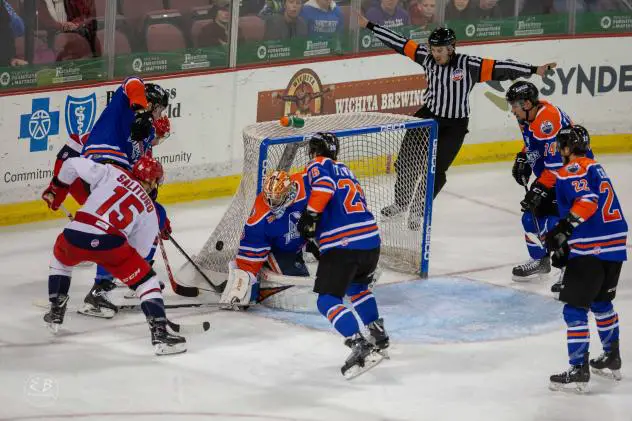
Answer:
[
  {"left": 56, "top": 157, "right": 159, "bottom": 259},
  {"left": 235, "top": 172, "right": 310, "bottom": 275},
  {"left": 555, "top": 157, "right": 627, "bottom": 261},
  {"left": 306, "top": 157, "right": 380, "bottom": 253},
  {"left": 517, "top": 100, "right": 593, "bottom": 188}
]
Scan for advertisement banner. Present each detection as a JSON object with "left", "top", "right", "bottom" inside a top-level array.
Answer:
[
  {"left": 359, "top": 25, "right": 436, "bottom": 52},
  {"left": 0, "top": 59, "right": 106, "bottom": 91},
  {"left": 257, "top": 69, "right": 428, "bottom": 121},
  {"left": 447, "top": 13, "right": 568, "bottom": 41},
  {"left": 114, "top": 48, "right": 228, "bottom": 77},
  {"left": 237, "top": 36, "right": 350, "bottom": 65},
  {"left": 575, "top": 12, "right": 632, "bottom": 34}
]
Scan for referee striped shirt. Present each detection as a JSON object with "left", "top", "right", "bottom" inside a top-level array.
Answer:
[{"left": 367, "top": 22, "right": 536, "bottom": 119}]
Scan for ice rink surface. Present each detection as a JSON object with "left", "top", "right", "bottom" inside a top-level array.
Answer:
[{"left": 1, "top": 155, "right": 631, "bottom": 421}]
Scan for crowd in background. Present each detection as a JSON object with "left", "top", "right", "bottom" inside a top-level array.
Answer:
[{"left": 1, "top": 0, "right": 631, "bottom": 68}]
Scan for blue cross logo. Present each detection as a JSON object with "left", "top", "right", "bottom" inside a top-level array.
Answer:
[{"left": 19, "top": 98, "right": 60, "bottom": 152}]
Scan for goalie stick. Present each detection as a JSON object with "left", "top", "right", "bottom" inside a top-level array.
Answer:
[
  {"left": 159, "top": 238, "right": 200, "bottom": 297},
  {"left": 167, "top": 233, "right": 226, "bottom": 294}
]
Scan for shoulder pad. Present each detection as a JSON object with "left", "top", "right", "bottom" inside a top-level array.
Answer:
[
  {"left": 246, "top": 194, "right": 271, "bottom": 226},
  {"left": 530, "top": 102, "right": 562, "bottom": 140}
]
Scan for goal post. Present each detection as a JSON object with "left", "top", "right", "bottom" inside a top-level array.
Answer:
[{"left": 177, "top": 112, "right": 438, "bottom": 289}]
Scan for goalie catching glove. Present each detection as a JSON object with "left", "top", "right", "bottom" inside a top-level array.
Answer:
[
  {"left": 42, "top": 177, "right": 70, "bottom": 211},
  {"left": 220, "top": 262, "right": 259, "bottom": 310}
]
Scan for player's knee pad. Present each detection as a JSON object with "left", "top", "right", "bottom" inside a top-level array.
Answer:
[
  {"left": 131, "top": 272, "right": 162, "bottom": 301},
  {"left": 316, "top": 294, "right": 343, "bottom": 317},
  {"left": 49, "top": 254, "right": 73, "bottom": 277},
  {"left": 590, "top": 301, "right": 614, "bottom": 315},
  {"left": 563, "top": 304, "right": 588, "bottom": 326}
]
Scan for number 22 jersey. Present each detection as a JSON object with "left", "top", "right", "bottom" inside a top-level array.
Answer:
[
  {"left": 306, "top": 157, "right": 380, "bottom": 253},
  {"left": 555, "top": 157, "right": 627, "bottom": 262}
]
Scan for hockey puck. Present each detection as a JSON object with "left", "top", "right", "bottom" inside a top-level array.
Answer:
[
  {"left": 202, "top": 321, "right": 210, "bottom": 331},
  {"left": 215, "top": 241, "right": 223, "bottom": 251}
]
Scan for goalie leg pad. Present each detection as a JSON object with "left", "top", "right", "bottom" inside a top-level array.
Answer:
[
  {"left": 317, "top": 294, "right": 360, "bottom": 338},
  {"left": 220, "top": 264, "right": 257, "bottom": 309}
]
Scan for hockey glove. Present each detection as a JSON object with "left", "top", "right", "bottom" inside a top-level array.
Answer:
[
  {"left": 298, "top": 210, "right": 320, "bottom": 239},
  {"left": 153, "top": 116, "right": 171, "bottom": 140},
  {"left": 545, "top": 214, "right": 581, "bottom": 268},
  {"left": 512, "top": 151, "right": 532, "bottom": 186},
  {"left": 131, "top": 111, "right": 153, "bottom": 142},
  {"left": 42, "top": 177, "right": 70, "bottom": 211},
  {"left": 520, "top": 182, "right": 551, "bottom": 212}
]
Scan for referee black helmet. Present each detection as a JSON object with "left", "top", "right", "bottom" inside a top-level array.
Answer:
[
  {"left": 428, "top": 27, "right": 456, "bottom": 47},
  {"left": 505, "top": 81, "right": 539, "bottom": 105}
]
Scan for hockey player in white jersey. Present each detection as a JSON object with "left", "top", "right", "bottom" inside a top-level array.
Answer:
[{"left": 41, "top": 155, "right": 186, "bottom": 355}]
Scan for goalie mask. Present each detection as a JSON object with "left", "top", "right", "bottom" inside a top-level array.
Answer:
[{"left": 262, "top": 170, "right": 296, "bottom": 211}]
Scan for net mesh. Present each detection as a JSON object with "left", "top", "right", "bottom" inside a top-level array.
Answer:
[{"left": 191, "top": 112, "right": 432, "bottom": 278}]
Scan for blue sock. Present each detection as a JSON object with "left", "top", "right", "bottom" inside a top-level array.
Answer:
[
  {"left": 522, "top": 212, "right": 546, "bottom": 259},
  {"left": 591, "top": 301, "right": 619, "bottom": 352},
  {"left": 346, "top": 283, "right": 379, "bottom": 326},
  {"left": 317, "top": 294, "right": 360, "bottom": 338},
  {"left": 563, "top": 304, "right": 590, "bottom": 365},
  {"left": 48, "top": 275, "right": 71, "bottom": 303},
  {"left": 95, "top": 265, "right": 113, "bottom": 286},
  {"left": 140, "top": 298, "right": 166, "bottom": 320}
]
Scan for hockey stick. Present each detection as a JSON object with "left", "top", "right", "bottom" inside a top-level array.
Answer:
[
  {"left": 166, "top": 317, "right": 210, "bottom": 335},
  {"left": 522, "top": 177, "right": 544, "bottom": 247},
  {"left": 167, "top": 233, "right": 226, "bottom": 294},
  {"left": 159, "top": 238, "right": 200, "bottom": 298}
]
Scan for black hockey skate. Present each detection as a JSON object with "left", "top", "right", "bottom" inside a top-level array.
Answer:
[
  {"left": 149, "top": 317, "right": 187, "bottom": 355},
  {"left": 512, "top": 256, "right": 551, "bottom": 282},
  {"left": 367, "top": 318, "right": 390, "bottom": 358},
  {"left": 381, "top": 204, "right": 404, "bottom": 218},
  {"left": 590, "top": 340, "right": 622, "bottom": 381},
  {"left": 78, "top": 280, "right": 119, "bottom": 319},
  {"left": 549, "top": 354, "right": 590, "bottom": 393},
  {"left": 341, "top": 334, "right": 384, "bottom": 380},
  {"left": 44, "top": 295, "right": 69, "bottom": 334}
]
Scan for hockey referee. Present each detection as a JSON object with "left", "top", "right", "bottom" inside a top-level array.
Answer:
[{"left": 357, "top": 13, "right": 555, "bottom": 228}]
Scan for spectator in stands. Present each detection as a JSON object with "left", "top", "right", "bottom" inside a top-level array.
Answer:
[
  {"left": 588, "top": 0, "right": 631, "bottom": 11},
  {"left": 409, "top": 0, "right": 436, "bottom": 27},
  {"left": 444, "top": 0, "right": 479, "bottom": 20},
  {"left": 264, "top": 0, "right": 308, "bottom": 40},
  {"left": 300, "top": 0, "right": 344, "bottom": 36},
  {"left": 3, "top": 0, "right": 25, "bottom": 37},
  {"left": 198, "top": 0, "right": 233, "bottom": 47},
  {"left": 1, "top": 1, "right": 27, "bottom": 67},
  {"left": 474, "top": 0, "right": 513, "bottom": 19},
  {"left": 240, "top": 0, "right": 266, "bottom": 15},
  {"left": 366, "top": 0, "right": 410, "bottom": 28},
  {"left": 37, "top": 0, "right": 99, "bottom": 58},
  {"left": 520, "top": 0, "right": 559, "bottom": 14},
  {"left": 259, "top": 0, "right": 284, "bottom": 17}
]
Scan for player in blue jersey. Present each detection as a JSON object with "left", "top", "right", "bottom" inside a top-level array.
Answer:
[
  {"left": 77, "top": 78, "right": 172, "bottom": 318},
  {"left": 219, "top": 170, "right": 316, "bottom": 308},
  {"left": 297, "top": 132, "right": 387, "bottom": 379},
  {"left": 545, "top": 125, "right": 626, "bottom": 392},
  {"left": 505, "top": 81, "right": 594, "bottom": 283}
]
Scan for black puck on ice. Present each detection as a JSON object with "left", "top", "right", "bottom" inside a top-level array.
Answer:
[
  {"left": 202, "top": 321, "right": 210, "bottom": 331},
  {"left": 215, "top": 241, "right": 223, "bottom": 251}
]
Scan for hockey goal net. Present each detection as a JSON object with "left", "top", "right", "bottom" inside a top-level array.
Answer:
[{"left": 178, "top": 112, "right": 437, "bottom": 288}]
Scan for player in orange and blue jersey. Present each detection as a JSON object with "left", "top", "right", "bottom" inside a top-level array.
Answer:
[
  {"left": 219, "top": 170, "right": 317, "bottom": 309},
  {"left": 297, "top": 132, "right": 387, "bottom": 379},
  {"left": 546, "top": 125, "right": 626, "bottom": 391},
  {"left": 506, "top": 81, "right": 594, "bottom": 282}
]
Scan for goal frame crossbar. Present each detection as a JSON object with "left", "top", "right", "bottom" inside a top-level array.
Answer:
[{"left": 256, "top": 119, "right": 438, "bottom": 278}]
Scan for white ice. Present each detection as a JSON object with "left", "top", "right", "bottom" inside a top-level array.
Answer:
[{"left": 1, "top": 155, "right": 631, "bottom": 421}]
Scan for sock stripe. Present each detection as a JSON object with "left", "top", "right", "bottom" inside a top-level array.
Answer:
[
  {"left": 327, "top": 304, "right": 346, "bottom": 322},
  {"left": 596, "top": 314, "right": 618, "bottom": 326}
]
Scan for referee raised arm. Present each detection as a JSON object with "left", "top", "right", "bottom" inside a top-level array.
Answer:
[{"left": 357, "top": 12, "right": 555, "bottom": 229}]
